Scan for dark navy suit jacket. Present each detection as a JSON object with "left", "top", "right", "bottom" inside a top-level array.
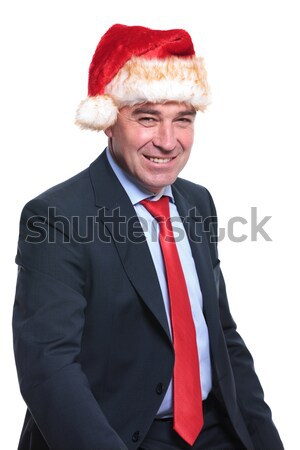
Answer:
[{"left": 13, "top": 150, "right": 283, "bottom": 449}]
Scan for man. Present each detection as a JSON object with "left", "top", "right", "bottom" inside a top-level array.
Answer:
[{"left": 13, "top": 24, "right": 283, "bottom": 450}]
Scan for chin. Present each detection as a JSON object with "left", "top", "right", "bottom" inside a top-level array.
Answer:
[{"left": 141, "top": 174, "right": 177, "bottom": 193}]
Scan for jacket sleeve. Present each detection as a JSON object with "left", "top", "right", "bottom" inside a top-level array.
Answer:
[
  {"left": 206, "top": 189, "right": 284, "bottom": 450},
  {"left": 13, "top": 198, "right": 127, "bottom": 450}
]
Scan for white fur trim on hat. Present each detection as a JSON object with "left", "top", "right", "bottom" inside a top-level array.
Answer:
[{"left": 106, "top": 56, "right": 211, "bottom": 110}]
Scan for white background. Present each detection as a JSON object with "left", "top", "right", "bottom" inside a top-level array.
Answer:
[{"left": 1, "top": 1, "right": 299, "bottom": 448}]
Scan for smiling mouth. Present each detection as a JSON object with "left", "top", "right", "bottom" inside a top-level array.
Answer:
[{"left": 145, "top": 156, "right": 175, "bottom": 164}]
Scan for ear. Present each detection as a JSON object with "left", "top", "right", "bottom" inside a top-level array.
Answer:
[{"left": 104, "top": 127, "right": 113, "bottom": 138}]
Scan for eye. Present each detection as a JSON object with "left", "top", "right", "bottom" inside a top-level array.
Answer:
[
  {"left": 138, "top": 116, "right": 158, "bottom": 127},
  {"left": 176, "top": 117, "right": 194, "bottom": 127}
]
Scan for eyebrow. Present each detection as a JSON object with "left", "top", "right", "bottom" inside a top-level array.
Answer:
[{"left": 131, "top": 107, "right": 196, "bottom": 117}]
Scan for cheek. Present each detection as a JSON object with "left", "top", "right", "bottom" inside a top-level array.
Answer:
[
  {"left": 122, "top": 140, "right": 153, "bottom": 168},
  {"left": 180, "top": 131, "right": 194, "bottom": 155},
  {"left": 176, "top": 123, "right": 194, "bottom": 141},
  {"left": 186, "top": 128, "right": 195, "bottom": 145},
  {"left": 135, "top": 127, "right": 155, "bottom": 146}
]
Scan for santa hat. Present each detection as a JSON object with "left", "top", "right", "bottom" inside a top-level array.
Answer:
[{"left": 75, "top": 24, "right": 210, "bottom": 131}]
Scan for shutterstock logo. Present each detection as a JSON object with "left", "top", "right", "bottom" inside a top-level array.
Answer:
[
  {"left": 208, "top": 207, "right": 272, "bottom": 242},
  {"left": 24, "top": 206, "right": 272, "bottom": 244}
]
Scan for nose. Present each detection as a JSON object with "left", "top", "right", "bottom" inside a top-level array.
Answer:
[{"left": 152, "top": 122, "right": 177, "bottom": 152}]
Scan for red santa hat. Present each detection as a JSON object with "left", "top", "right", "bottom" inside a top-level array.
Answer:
[{"left": 75, "top": 24, "right": 211, "bottom": 131}]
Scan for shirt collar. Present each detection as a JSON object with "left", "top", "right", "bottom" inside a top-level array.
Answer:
[{"left": 106, "top": 147, "right": 174, "bottom": 205}]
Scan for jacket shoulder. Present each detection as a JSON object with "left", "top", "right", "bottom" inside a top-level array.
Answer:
[
  {"left": 174, "top": 177, "right": 217, "bottom": 216},
  {"left": 21, "top": 165, "right": 93, "bottom": 219},
  {"left": 36, "top": 167, "right": 90, "bottom": 202},
  {"left": 174, "top": 177, "right": 208, "bottom": 196}
]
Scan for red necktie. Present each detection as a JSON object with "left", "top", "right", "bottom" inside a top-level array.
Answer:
[{"left": 141, "top": 196, "right": 203, "bottom": 446}]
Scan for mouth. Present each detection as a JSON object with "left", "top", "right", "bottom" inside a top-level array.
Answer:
[{"left": 144, "top": 156, "right": 175, "bottom": 164}]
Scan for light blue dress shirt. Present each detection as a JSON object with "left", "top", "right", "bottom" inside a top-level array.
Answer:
[{"left": 106, "top": 148, "right": 212, "bottom": 417}]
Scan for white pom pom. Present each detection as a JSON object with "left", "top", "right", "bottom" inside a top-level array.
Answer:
[{"left": 75, "top": 95, "right": 118, "bottom": 131}]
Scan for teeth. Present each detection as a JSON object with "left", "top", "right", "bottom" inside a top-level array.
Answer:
[{"left": 149, "top": 157, "right": 172, "bottom": 164}]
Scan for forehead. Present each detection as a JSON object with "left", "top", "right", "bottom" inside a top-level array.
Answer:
[{"left": 121, "top": 101, "right": 196, "bottom": 116}]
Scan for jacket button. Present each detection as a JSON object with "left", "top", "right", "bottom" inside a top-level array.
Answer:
[
  {"left": 156, "top": 382, "right": 164, "bottom": 395},
  {"left": 132, "top": 431, "right": 140, "bottom": 442}
]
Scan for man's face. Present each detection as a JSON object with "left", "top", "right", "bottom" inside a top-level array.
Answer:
[{"left": 105, "top": 102, "right": 196, "bottom": 193}]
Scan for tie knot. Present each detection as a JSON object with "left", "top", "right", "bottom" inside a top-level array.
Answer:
[{"left": 140, "top": 196, "right": 171, "bottom": 222}]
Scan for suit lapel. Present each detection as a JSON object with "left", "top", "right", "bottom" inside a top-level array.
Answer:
[
  {"left": 172, "top": 183, "right": 221, "bottom": 350},
  {"left": 89, "top": 151, "right": 172, "bottom": 342}
]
